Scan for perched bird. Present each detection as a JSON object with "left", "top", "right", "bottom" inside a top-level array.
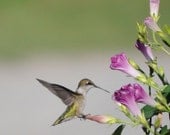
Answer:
[{"left": 36, "top": 78, "right": 109, "bottom": 126}]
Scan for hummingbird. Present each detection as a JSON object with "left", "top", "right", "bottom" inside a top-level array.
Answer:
[{"left": 36, "top": 78, "right": 109, "bottom": 126}]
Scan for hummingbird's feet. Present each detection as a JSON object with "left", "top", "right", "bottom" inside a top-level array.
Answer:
[{"left": 78, "top": 114, "right": 91, "bottom": 120}]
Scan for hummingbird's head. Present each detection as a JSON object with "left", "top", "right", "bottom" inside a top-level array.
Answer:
[
  {"left": 78, "top": 78, "right": 95, "bottom": 90},
  {"left": 77, "top": 78, "right": 110, "bottom": 94}
]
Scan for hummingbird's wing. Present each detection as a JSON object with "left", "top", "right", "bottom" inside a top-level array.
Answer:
[{"left": 37, "top": 79, "right": 80, "bottom": 106}]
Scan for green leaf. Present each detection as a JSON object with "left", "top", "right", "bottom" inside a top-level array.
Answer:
[
  {"left": 160, "top": 125, "right": 170, "bottom": 135},
  {"left": 162, "top": 85, "right": 170, "bottom": 103},
  {"left": 141, "top": 105, "right": 159, "bottom": 119},
  {"left": 136, "top": 23, "right": 147, "bottom": 43},
  {"left": 112, "top": 125, "right": 125, "bottom": 135},
  {"left": 163, "top": 25, "right": 170, "bottom": 35},
  {"left": 141, "top": 86, "right": 170, "bottom": 119}
]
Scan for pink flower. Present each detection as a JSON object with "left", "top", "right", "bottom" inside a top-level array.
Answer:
[
  {"left": 150, "top": 0, "right": 160, "bottom": 17},
  {"left": 112, "top": 83, "right": 156, "bottom": 116},
  {"left": 135, "top": 39, "right": 154, "bottom": 61},
  {"left": 144, "top": 17, "right": 161, "bottom": 32},
  {"left": 110, "top": 53, "right": 141, "bottom": 78},
  {"left": 113, "top": 85, "right": 141, "bottom": 116},
  {"left": 133, "top": 83, "right": 156, "bottom": 106},
  {"left": 85, "top": 115, "right": 120, "bottom": 124}
]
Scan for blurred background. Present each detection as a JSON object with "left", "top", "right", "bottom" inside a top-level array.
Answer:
[{"left": 0, "top": 0, "right": 170, "bottom": 135}]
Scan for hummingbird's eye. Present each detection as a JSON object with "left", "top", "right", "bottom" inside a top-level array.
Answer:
[
  {"left": 85, "top": 81, "right": 89, "bottom": 85},
  {"left": 86, "top": 81, "right": 93, "bottom": 85}
]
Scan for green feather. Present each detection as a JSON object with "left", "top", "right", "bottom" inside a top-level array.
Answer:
[{"left": 52, "top": 103, "right": 78, "bottom": 126}]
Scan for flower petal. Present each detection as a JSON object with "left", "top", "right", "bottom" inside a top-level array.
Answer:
[
  {"left": 85, "top": 115, "right": 120, "bottom": 124},
  {"left": 133, "top": 83, "right": 156, "bottom": 106},
  {"left": 113, "top": 85, "right": 141, "bottom": 116},
  {"left": 135, "top": 39, "right": 154, "bottom": 61},
  {"left": 110, "top": 53, "right": 141, "bottom": 78},
  {"left": 150, "top": 0, "right": 160, "bottom": 17},
  {"left": 144, "top": 17, "right": 161, "bottom": 32}
]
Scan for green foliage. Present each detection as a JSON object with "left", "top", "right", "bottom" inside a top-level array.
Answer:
[
  {"left": 162, "top": 85, "right": 170, "bottom": 103},
  {"left": 0, "top": 0, "right": 160, "bottom": 58},
  {"left": 159, "top": 126, "right": 170, "bottom": 135},
  {"left": 142, "top": 105, "right": 159, "bottom": 120},
  {"left": 112, "top": 125, "right": 125, "bottom": 135}
]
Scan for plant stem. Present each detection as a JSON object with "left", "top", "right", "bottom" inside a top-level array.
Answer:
[{"left": 148, "top": 67, "right": 154, "bottom": 135}]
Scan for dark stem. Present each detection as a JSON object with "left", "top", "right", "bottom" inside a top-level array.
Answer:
[
  {"left": 157, "top": 73, "right": 169, "bottom": 85},
  {"left": 149, "top": 66, "right": 170, "bottom": 132},
  {"left": 147, "top": 67, "right": 154, "bottom": 135},
  {"left": 151, "top": 65, "right": 170, "bottom": 127}
]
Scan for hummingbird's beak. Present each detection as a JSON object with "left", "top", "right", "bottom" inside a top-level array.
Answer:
[{"left": 94, "top": 85, "right": 110, "bottom": 93}]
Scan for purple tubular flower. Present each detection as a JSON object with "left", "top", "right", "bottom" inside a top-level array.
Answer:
[
  {"left": 113, "top": 83, "right": 156, "bottom": 116},
  {"left": 133, "top": 83, "right": 156, "bottom": 106},
  {"left": 110, "top": 53, "right": 141, "bottom": 78},
  {"left": 113, "top": 84, "right": 141, "bottom": 116},
  {"left": 135, "top": 39, "right": 154, "bottom": 61},
  {"left": 144, "top": 17, "right": 161, "bottom": 32},
  {"left": 150, "top": 0, "right": 160, "bottom": 17}
]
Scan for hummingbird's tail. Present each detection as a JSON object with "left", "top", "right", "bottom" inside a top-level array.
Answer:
[
  {"left": 51, "top": 116, "right": 63, "bottom": 126},
  {"left": 52, "top": 115, "right": 75, "bottom": 126}
]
